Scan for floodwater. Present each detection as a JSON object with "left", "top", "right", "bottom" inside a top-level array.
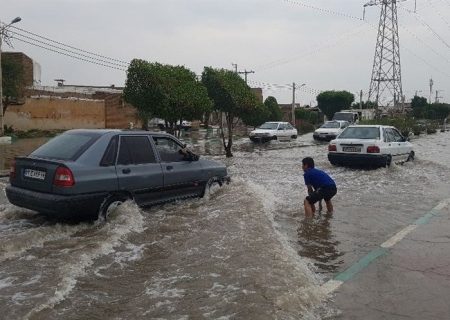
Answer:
[{"left": 0, "top": 130, "right": 449, "bottom": 319}]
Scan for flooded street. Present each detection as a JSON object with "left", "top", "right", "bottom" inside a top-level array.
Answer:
[{"left": 1, "top": 131, "right": 449, "bottom": 319}]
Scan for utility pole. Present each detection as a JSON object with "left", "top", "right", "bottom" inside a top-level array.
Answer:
[
  {"left": 429, "top": 78, "right": 434, "bottom": 104},
  {"left": 238, "top": 70, "right": 255, "bottom": 84},
  {"left": 435, "top": 90, "right": 443, "bottom": 104},
  {"left": 231, "top": 63, "right": 238, "bottom": 74},
  {"left": 360, "top": 90, "right": 363, "bottom": 109},
  {"left": 365, "top": 0, "right": 404, "bottom": 111},
  {"left": 291, "top": 82, "right": 296, "bottom": 126}
]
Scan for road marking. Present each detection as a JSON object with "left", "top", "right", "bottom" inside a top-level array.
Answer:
[
  {"left": 381, "top": 225, "right": 417, "bottom": 248},
  {"left": 321, "top": 198, "right": 450, "bottom": 295}
]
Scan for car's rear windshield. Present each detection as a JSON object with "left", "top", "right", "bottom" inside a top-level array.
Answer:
[
  {"left": 321, "top": 122, "right": 340, "bottom": 128},
  {"left": 338, "top": 127, "right": 380, "bottom": 139},
  {"left": 259, "top": 123, "right": 279, "bottom": 130},
  {"left": 31, "top": 133, "right": 100, "bottom": 160}
]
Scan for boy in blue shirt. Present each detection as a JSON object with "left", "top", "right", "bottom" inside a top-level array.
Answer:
[{"left": 302, "top": 157, "right": 337, "bottom": 217}]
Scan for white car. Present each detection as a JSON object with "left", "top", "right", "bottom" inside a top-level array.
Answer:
[
  {"left": 249, "top": 122, "right": 298, "bottom": 143},
  {"left": 328, "top": 125, "right": 414, "bottom": 167},
  {"left": 313, "top": 120, "right": 349, "bottom": 141}
]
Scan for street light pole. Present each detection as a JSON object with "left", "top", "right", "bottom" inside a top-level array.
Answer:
[
  {"left": 0, "top": 17, "right": 22, "bottom": 136},
  {"left": 291, "top": 83, "right": 305, "bottom": 127}
]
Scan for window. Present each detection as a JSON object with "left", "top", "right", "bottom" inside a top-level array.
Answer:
[
  {"left": 153, "top": 136, "right": 186, "bottom": 162},
  {"left": 258, "top": 123, "right": 279, "bottom": 130},
  {"left": 117, "top": 136, "right": 156, "bottom": 165},
  {"left": 339, "top": 127, "right": 380, "bottom": 139},
  {"left": 100, "top": 136, "right": 118, "bottom": 166},
  {"left": 278, "top": 124, "right": 286, "bottom": 130},
  {"left": 31, "top": 133, "right": 100, "bottom": 160},
  {"left": 286, "top": 124, "right": 294, "bottom": 130},
  {"left": 389, "top": 129, "right": 404, "bottom": 142}
]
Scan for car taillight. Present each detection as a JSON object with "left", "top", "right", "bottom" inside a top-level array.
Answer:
[
  {"left": 10, "top": 160, "right": 16, "bottom": 179},
  {"left": 328, "top": 144, "right": 337, "bottom": 152},
  {"left": 53, "top": 166, "right": 75, "bottom": 187},
  {"left": 367, "top": 146, "right": 380, "bottom": 153}
]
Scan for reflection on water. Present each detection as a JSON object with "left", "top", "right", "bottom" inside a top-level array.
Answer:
[{"left": 298, "top": 215, "right": 343, "bottom": 273}]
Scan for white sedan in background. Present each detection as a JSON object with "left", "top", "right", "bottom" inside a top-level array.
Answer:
[
  {"left": 313, "top": 120, "right": 349, "bottom": 141},
  {"left": 328, "top": 125, "right": 414, "bottom": 167},
  {"left": 249, "top": 122, "right": 298, "bottom": 143}
]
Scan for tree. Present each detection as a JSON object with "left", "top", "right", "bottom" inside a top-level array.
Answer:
[
  {"left": 123, "top": 59, "right": 167, "bottom": 129},
  {"left": 316, "top": 90, "right": 354, "bottom": 120},
  {"left": 2, "top": 55, "right": 24, "bottom": 115},
  {"left": 411, "top": 95, "right": 428, "bottom": 118},
  {"left": 124, "top": 59, "right": 212, "bottom": 132},
  {"left": 241, "top": 102, "right": 270, "bottom": 129},
  {"left": 264, "top": 96, "right": 282, "bottom": 121},
  {"left": 160, "top": 65, "right": 212, "bottom": 134},
  {"left": 202, "top": 67, "right": 258, "bottom": 157}
]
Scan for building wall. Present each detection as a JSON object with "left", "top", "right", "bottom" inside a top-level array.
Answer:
[
  {"left": 4, "top": 97, "right": 105, "bottom": 130},
  {"left": 103, "top": 93, "right": 140, "bottom": 129}
]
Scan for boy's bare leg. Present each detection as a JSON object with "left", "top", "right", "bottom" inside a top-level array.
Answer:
[
  {"left": 304, "top": 199, "right": 314, "bottom": 217},
  {"left": 325, "top": 200, "right": 333, "bottom": 214}
]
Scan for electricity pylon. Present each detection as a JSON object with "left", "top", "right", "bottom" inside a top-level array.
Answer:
[{"left": 365, "top": 0, "right": 408, "bottom": 110}]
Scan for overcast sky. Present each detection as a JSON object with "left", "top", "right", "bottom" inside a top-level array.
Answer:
[{"left": 2, "top": 0, "right": 449, "bottom": 105}]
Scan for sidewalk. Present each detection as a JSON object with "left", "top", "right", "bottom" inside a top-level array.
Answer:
[{"left": 331, "top": 200, "right": 450, "bottom": 319}]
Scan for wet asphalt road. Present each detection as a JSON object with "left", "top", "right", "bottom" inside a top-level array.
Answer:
[{"left": 0, "top": 130, "right": 449, "bottom": 319}]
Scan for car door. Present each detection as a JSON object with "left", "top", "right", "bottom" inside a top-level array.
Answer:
[
  {"left": 152, "top": 135, "right": 204, "bottom": 198},
  {"left": 277, "top": 123, "right": 288, "bottom": 139},
  {"left": 116, "top": 135, "right": 164, "bottom": 205},
  {"left": 285, "top": 123, "right": 296, "bottom": 137},
  {"left": 390, "top": 128, "right": 410, "bottom": 161},
  {"left": 383, "top": 128, "right": 399, "bottom": 159}
]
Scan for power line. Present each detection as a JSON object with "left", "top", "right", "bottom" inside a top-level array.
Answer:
[
  {"left": 9, "top": 30, "right": 129, "bottom": 69},
  {"left": 9, "top": 24, "right": 129, "bottom": 64},
  {"left": 12, "top": 36, "right": 127, "bottom": 72},
  {"left": 280, "top": 0, "right": 363, "bottom": 21},
  {"left": 425, "top": 0, "right": 450, "bottom": 30}
]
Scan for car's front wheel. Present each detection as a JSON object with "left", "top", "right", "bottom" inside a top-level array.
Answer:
[
  {"left": 202, "top": 177, "right": 222, "bottom": 199},
  {"left": 406, "top": 151, "right": 415, "bottom": 162},
  {"left": 98, "top": 193, "right": 131, "bottom": 220}
]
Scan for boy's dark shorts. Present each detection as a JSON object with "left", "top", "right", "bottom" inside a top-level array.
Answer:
[{"left": 306, "top": 185, "right": 337, "bottom": 205}]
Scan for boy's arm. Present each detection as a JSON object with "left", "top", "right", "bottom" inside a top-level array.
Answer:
[{"left": 306, "top": 185, "right": 314, "bottom": 194}]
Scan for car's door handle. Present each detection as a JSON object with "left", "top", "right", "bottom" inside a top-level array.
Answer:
[
  {"left": 122, "top": 168, "right": 131, "bottom": 174},
  {"left": 166, "top": 166, "right": 173, "bottom": 171}
]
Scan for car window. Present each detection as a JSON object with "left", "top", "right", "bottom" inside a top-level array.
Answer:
[
  {"left": 321, "top": 122, "right": 340, "bottom": 128},
  {"left": 278, "top": 124, "right": 285, "bottom": 130},
  {"left": 118, "top": 136, "right": 156, "bottom": 165},
  {"left": 31, "top": 132, "right": 100, "bottom": 160},
  {"left": 389, "top": 128, "right": 404, "bottom": 142},
  {"left": 340, "top": 122, "right": 349, "bottom": 129},
  {"left": 259, "top": 123, "right": 278, "bottom": 130},
  {"left": 338, "top": 127, "right": 380, "bottom": 139},
  {"left": 153, "top": 136, "right": 186, "bottom": 162},
  {"left": 286, "top": 124, "right": 294, "bottom": 130},
  {"left": 100, "top": 136, "right": 118, "bottom": 166}
]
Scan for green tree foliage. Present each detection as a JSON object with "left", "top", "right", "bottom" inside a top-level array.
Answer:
[
  {"left": 1, "top": 55, "right": 24, "bottom": 114},
  {"left": 295, "top": 108, "right": 320, "bottom": 125},
  {"left": 264, "top": 96, "right": 282, "bottom": 121},
  {"left": 123, "top": 59, "right": 212, "bottom": 131},
  {"left": 316, "top": 90, "right": 354, "bottom": 120},
  {"left": 410, "top": 96, "right": 449, "bottom": 120},
  {"left": 202, "top": 67, "right": 258, "bottom": 157},
  {"left": 241, "top": 102, "right": 270, "bottom": 129}
]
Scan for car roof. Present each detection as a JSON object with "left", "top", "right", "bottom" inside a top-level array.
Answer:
[
  {"left": 64, "top": 129, "right": 172, "bottom": 136},
  {"left": 347, "top": 125, "right": 394, "bottom": 129}
]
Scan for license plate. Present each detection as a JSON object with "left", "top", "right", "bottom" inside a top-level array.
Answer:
[
  {"left": 24, "top": 169, "right": 46, "bottom": 180},
  {"left": 343, "top": 146, "right": 361, "bottom": 152}
]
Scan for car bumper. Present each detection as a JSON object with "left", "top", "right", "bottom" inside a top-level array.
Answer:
[
  {"left": 328, "top": 153, "right": 388, "bottom": 167},
  {"left": 250, "top": 136, "right": 276, "bottom": 143},
  {"left": 313, "top": 134, "right": 337, "bottom": 141},
  {"left": 5, "top": 185, "right": 107, "bottom": 217}
]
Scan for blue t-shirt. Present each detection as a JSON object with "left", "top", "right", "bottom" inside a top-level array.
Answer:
[{"left": 303, "top": 168, "right": 336, "bottom": 190}]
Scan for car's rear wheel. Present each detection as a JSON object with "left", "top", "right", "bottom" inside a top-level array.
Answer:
[
  {"left": 406, "top": 151, "right": 415, "bottom": 162},
  {"left": 384, "top": 155, "right": 392, "bottom": 167},
  {"left": 98, "top": 193, "right": 131, "bottom": 220}
]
